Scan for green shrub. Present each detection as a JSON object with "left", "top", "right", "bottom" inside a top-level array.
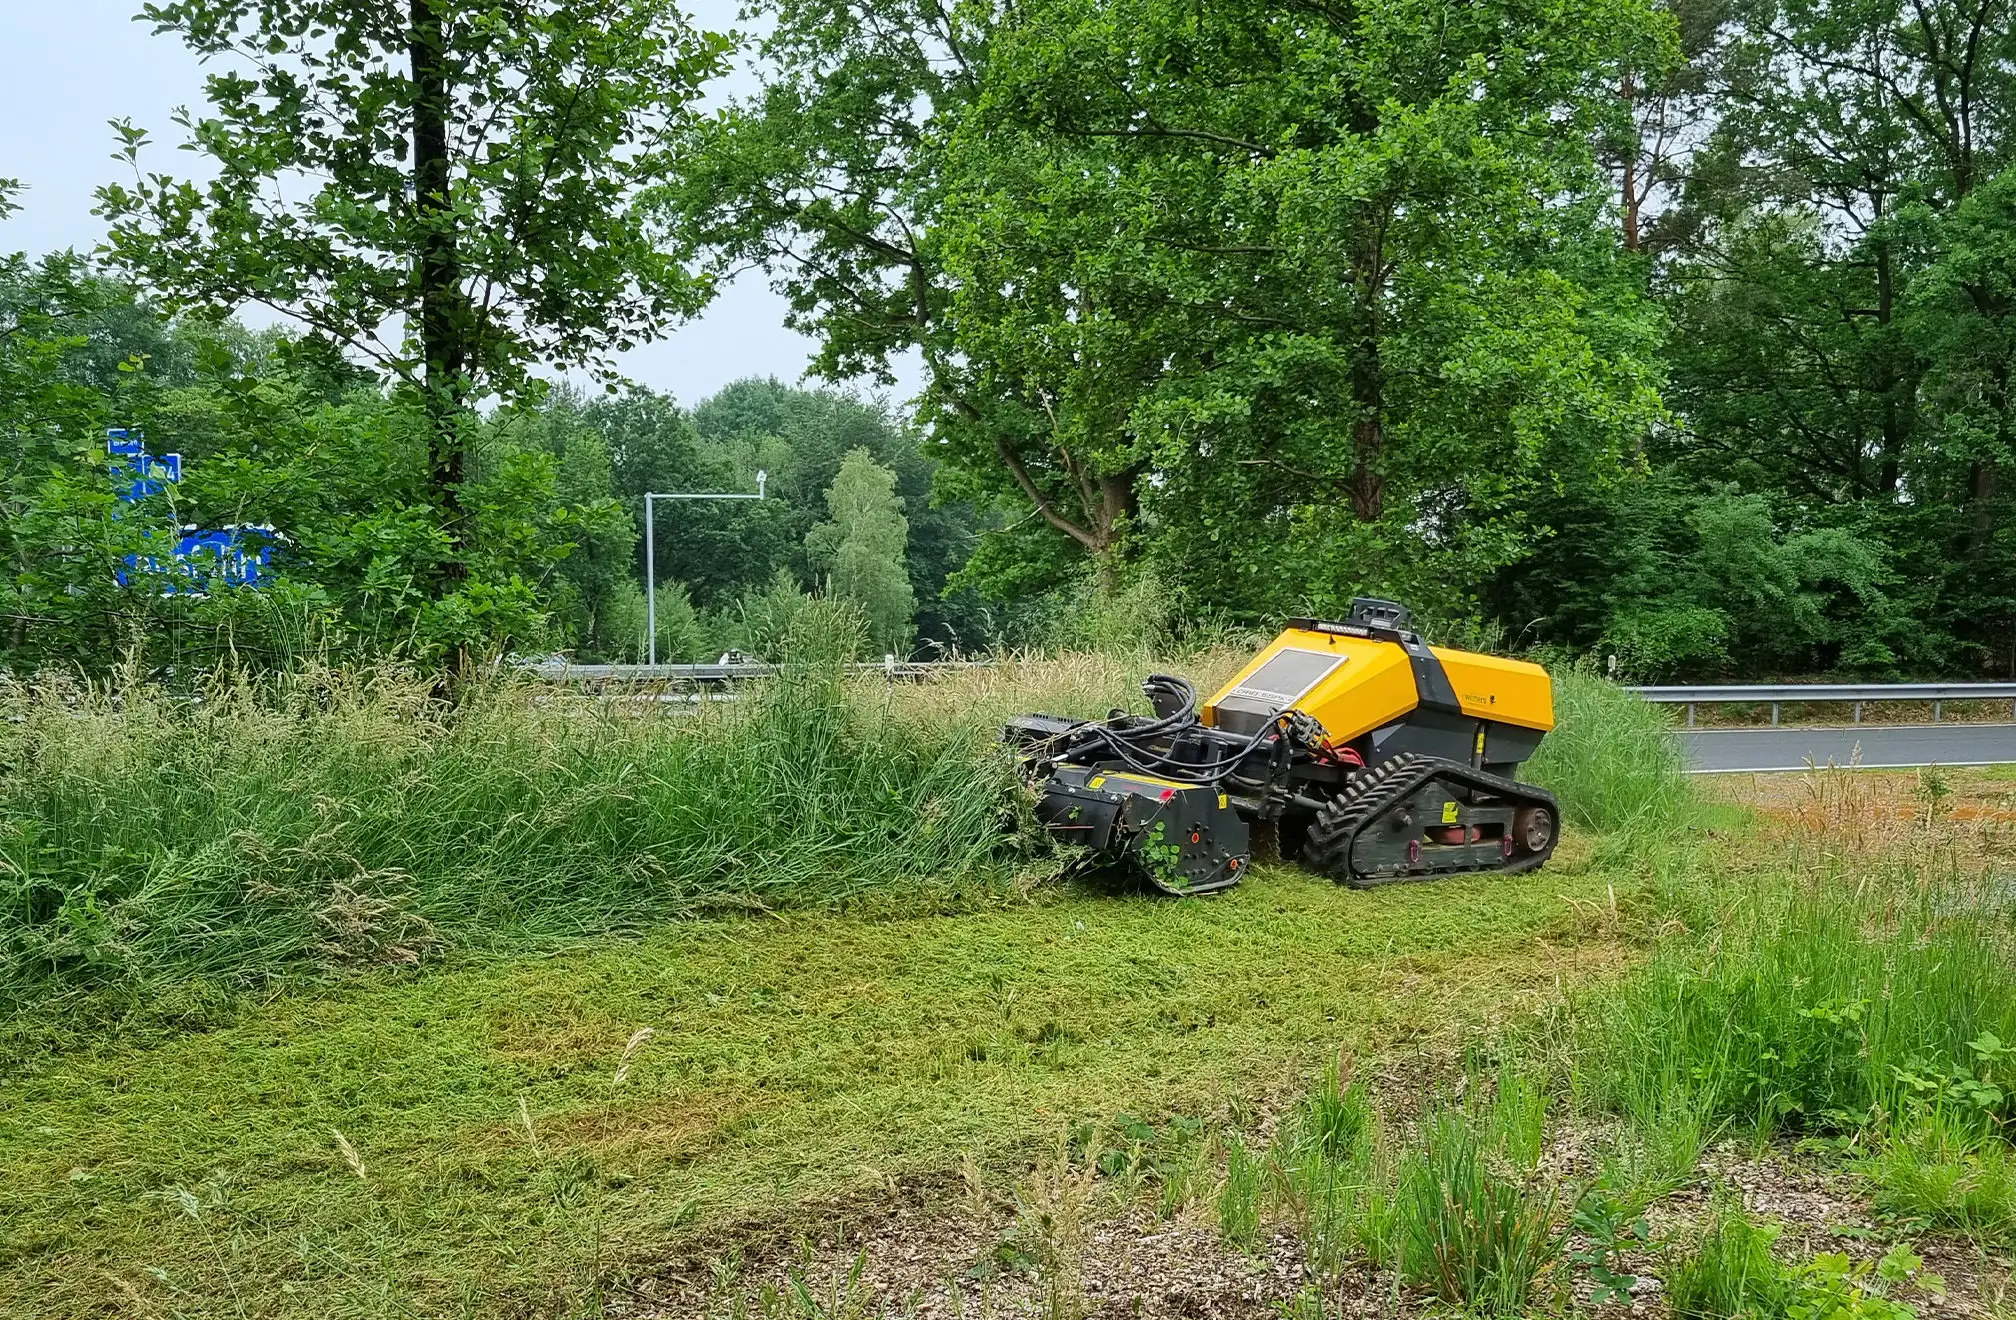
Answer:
[{"left": 1525, "top": 666, "right": 1692, "bottom": 836}]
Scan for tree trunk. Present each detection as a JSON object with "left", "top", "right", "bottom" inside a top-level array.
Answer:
[
  {"left": 1965, "top": 357, "right": 2011, "bottom": 565},
  {"left": 1966, "top": 458, "right": 1999, "bottom": 556},
  {"left": 1874, "top": 236, "right": 1906, "bottom": 495},
  {"left": 1089, "top": 471, "right": 1137, "bottom": 596},
  {"left": 1620, "top": 71, "right": 1641, "bottom": 253},
  {"left": 410, "top": 0, "right": 468, "bottom": 585},
  {"left": 1349, "top": 239, "right": 1385, "bottom": 522}
]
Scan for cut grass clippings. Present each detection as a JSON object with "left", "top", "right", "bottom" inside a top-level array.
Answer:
[{"left": 0, "top": 847, "right": 1632, "bottom": 1319}]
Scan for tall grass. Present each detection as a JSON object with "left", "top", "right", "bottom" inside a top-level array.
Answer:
[
  {"left": 1664, "top": 1199, "right": 1797, "bottom": 1320},
  {"left": 1265, "top": 1066, "right": 1383, "bottom": 1287},
  {"left": 1524, "top": 667, "right": 1693, "bottom": 837},
  {"left": 0, "top": 655, "right": 1030, "bottom": 1030},
  {"left": 1394, "top": 1110, "right": 1563, "bottom": 1316},
  {"left": 1, "top": 639, "right": 1682, "bottom": 1043},
  {"left": 1573, "top": 863, "right": 2016, "bottom": 1144}
]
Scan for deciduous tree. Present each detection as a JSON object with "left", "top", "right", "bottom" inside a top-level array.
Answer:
[
  {"left": 807, "top": 448, "right": 915, "bottom": 653},
  {"left": 98, "top": 0, "right": 730, "bottom": 619}
]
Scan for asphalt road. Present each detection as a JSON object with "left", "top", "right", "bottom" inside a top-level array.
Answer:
[{"left": 1682, "top": 723, "right": 2016, "bottom": 773}]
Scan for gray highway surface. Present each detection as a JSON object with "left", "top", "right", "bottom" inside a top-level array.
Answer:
[{"left": 1682, "top": 723, "right": 2016, "bottom": 773}]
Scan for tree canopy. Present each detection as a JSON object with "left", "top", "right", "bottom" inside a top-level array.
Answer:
[{"left": 4, "top": 0, "right": 2016, "bottom": 678}]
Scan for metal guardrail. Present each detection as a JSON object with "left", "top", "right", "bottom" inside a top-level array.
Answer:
[
  {"left": 1628, "top": 682, "right": 2016, "bottom": 727},
  {"left": 528, "top": 659, "right": 992, "bottom": 685}
]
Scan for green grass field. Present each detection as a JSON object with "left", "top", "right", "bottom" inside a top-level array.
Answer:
[
  {"left": 1, "top": 852, "right": 1629, "bottom": 1317},
  {"left": 18, "top": 657, "right": 2010, "bottom": 1320}
]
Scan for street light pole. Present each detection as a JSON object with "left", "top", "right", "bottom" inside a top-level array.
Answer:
[{"left": 644, "top": 470, "right": 768, "bottom": 667}]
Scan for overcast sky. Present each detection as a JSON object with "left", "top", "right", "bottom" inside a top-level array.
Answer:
[{"left": 0, "top": 1, "right": 916, "bottom": 409}]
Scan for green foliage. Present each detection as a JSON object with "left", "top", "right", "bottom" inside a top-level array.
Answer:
[
  {"left": 1493, "top": 476, "right": 1911, "bottom": 680},
  {"left": 95, "top": 0, "right": 729, "bottom": 629},
  {"left": 644, "top": 577, "right": 710, "bottom": 663},
  {"left": 0, "top": 260, "right": 983, "bottom": 669},
  {"left": 654, "top": 0, "right": 2005, "bottom": 680},
  {"left": 1571, "top": 1186, "right": 1654, "bottom": 1305},
  {"left": 1631, "top": 0, "right": 2016, "bottom": 677},
  {"left": 102, "top": 0, "right": 726, "bottom": 408},
  {"left": 732, "top": 567, "right": 816, "bottom": 660},
  {"left": 679, "top": 0, "right": 1673, "bottom": 618},
  {"left": 806, "top": 449, "right": 916, "bottom": 654}
]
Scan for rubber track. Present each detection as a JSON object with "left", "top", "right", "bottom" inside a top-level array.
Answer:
[
  {"left": 1301, "top": 754, "right": 1560, "bottom": 889},
  {"left": 1299, "top": 753, "right": 1422, "bottom": 877}
]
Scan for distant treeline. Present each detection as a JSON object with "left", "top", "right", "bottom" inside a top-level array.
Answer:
[{"left": 4, "top": 0, "right": 2015, "bottom": 678}]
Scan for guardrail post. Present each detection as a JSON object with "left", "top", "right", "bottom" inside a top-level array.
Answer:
[
  {"left": 1770, "top": 702, "right": 1780, "bottom": 726},
  {"left": 1933, "top": 700, "right": 1942, "bottom": 723},
  {"left": 1686, "top": 703, "right": 1695, "bottom": 728},
  {"left": 1853, "top": 701, "right": 1862, "bottom": 723}
]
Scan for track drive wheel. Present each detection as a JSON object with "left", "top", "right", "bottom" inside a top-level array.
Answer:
[
  {"left": 1512, "top": 804, "right": 1555, "bottom": 855},
  {"left": 1300, "top": 753, "right": 1420, "bottom": 879}
]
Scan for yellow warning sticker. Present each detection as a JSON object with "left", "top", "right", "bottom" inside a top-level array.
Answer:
[
  {"left": 1088, "top": 776, "right": 1105, "bottom": 789},
  {"left": 1475, "top": 728, "right": 1487, "bottom": 756},
  {"left": 1441, "top": 801, "right": 1460, "bottom": 823},
  {"left": 1218, "top": 794, "right": 1229, "bottom": 809}
]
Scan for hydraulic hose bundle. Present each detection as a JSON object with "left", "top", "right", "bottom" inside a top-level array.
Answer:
[{"left": 1044, "top": 673, "right": 1325, "bottom": 786}]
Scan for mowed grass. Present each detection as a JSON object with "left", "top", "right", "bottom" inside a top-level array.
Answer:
[{"left": 0, "top": 848, "right": 1631, "bottom": 1318}]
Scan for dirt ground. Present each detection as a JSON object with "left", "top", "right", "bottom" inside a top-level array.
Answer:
[{"left": 612, "top": 1140, "right": 2007, "bottom": 1319}]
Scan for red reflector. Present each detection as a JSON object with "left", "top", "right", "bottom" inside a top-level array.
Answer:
[{"left": 1159, "top": 789, "right": 1175, "bottom": 801}]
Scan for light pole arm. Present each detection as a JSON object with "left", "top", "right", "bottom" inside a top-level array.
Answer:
[{"left": 642, "top": 471, "right": 768, "bottom": 668}]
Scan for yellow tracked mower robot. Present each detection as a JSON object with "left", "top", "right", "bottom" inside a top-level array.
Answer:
[{"left": 1003, "top": 599, "right": 1558, "bottom": 893}]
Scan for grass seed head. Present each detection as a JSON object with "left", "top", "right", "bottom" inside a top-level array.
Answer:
[
  {"left": 613, "top": 1027, "right": 656, "bottom": 1086},
  {"left": 331, "top": 1128, "right": 367, "bottom": 1180}
]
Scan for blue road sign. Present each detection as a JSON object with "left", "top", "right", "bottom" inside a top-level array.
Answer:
[{"left": 107, "top": 430, "right": 283, "bottom": 594}]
